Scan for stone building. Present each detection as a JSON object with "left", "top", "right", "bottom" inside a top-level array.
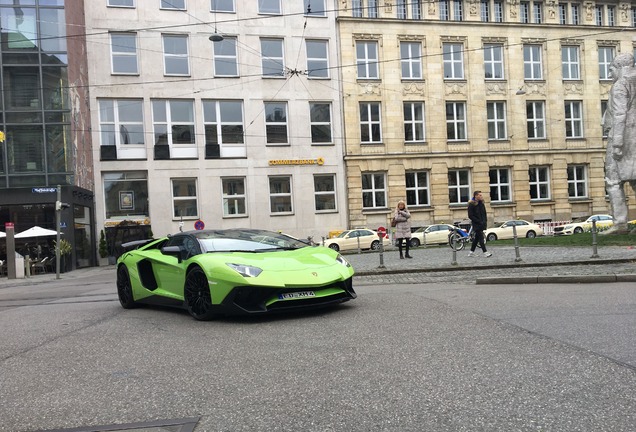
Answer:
[
  {"left": 337, "top": 0, "right": 636, "bottom": 229},
  {"left": 86, "top": 0, "right": 349, "bottom": 247}
]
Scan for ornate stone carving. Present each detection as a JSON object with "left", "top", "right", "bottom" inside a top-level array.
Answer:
[
  {"left": 445, "top": 82, "right": 467, "bottom": 96},
  {"left": 485, "top": 82, "right": 508, "bottom": 96},
  {"left": 564, "top": 82, "right": 584, "bottom": 95},
  {"left": 359, "top": 83, "right": 382, "bottom": 96},
  {"left": 403, "top": 83, "right": 426, "bottom": 95}
]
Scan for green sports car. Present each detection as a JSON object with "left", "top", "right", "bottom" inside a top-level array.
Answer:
[{"left": 116, "top": 229, "right": 356, "bottom": 320}]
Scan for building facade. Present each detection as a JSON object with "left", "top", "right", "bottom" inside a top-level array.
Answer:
[
  {"left": 0, "top": 0, "right": 94, "bottom": 269},
  {"left": 338, "top": 0, "right": 636, "bottom": 230},
  {"left": 87, "top": 0, "right": 349, "bottom": 254}
]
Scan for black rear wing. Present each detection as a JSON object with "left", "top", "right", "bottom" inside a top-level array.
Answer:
[{"left": 121, "top": 238, "right": 155, "bottom": 251}]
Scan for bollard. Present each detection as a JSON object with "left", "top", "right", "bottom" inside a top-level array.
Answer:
[
  {"left": 512, "top": 224, "right": 522, "bottom": 262},
  {"left": 357, "top": 235, "right": 361, "bottom": 254},
  {"left": 25, "top": 256, "right": 31, "bottom": 278},
  {"left": 590, "top": 220, "right": 599, "bottom": 258},
  {"left": 378, "top": 235, "right": 386, "bottom": 269},
  {"left": 451, "top": 247, "right": 458, "bottom": 266},
  {"left": 321, "top": 236, "right": 325, "bottom": 246}
]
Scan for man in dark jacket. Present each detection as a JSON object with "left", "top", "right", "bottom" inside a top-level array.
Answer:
[{"left": 467, "top": 190, "right": 491, "bottom": 257}]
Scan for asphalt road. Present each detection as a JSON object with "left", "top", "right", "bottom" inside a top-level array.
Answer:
[{"left": 1, "top": 266, "right": 635, "bottom": 432}]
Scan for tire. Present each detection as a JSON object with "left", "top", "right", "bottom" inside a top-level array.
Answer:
[
  {"left": 370, "top": 240, "right": 380, "bottom": 250},
  {"left": 574, "top": 227, "right": 583, "bottom": 234},
  {"left": 327, "top": 243, "right": 340, "bottom": 252},
  {"left": 448, "top": 232, "right": 465, "bottom": 251},
  {"left": 184, "top": 266, "right": 216, "bottom": 321},
  {"left": 116, "top": 265, "right": 138, "bottom": 309},
  {"left": 525, "top": 230, "right": 536, "bottom": 239},
  {"left": 486, "top": 233, "right": 497, "bottom": 242},
  {"left": 410, "top": 238, "right": 420, "bottom": 248}
]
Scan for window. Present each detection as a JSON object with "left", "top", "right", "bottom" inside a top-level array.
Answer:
[
  {"left": 494, "top": 0, "right": 504, "bottom": 21},
  {"left": 108, "top": 0, "right": 134, "bottom": 7},
  {"left": 412, "top": 0, "right": 423, "bottom": 19},
  {"left": 397, "top": 0, "right": 407, "bottom": 18},
  {"left": 601, "top": 100, "right": 608, "bottom": 138},
  {"left": 152, "top": 99, "right": 195, "bottom": 147},
  {"left": 453, "top": 0, "right": 463, "bottom": 20},
  {"left": 360, "top": 102, "right": 382, "bottom": 144},
  {"left": 162, "top": 34, "right": 189, "bottom": 76},
  {"left": 261, "top": 38, "right": 285, "bottom": 77},
  {"left": 361, "top": 172, "right": 387, "bottom": 209},
  {"left": 258, "top": 0, "right": 281, "bottom": 14},
  {"left": 484, "top": 43, "right": 504, "bottom": 79},
  {"left": 487, "top": 101, "right": 507, "bottom": 140},
  {"left": 403, "top": 102, "right": 425, "bottom": 143},
  {"left": 598, "top": 47, "right": 614, "bottom": 80},
  {"left": 161, "top": 0, "right": 185, "bottom": 10},
  {"left": 304, "top": 0, "right": 326, "bottom": 16},
  {"left": 481, "top": 0, "right": 490, "bottom": 21},
  {"left": 104, "top": 172, "right": 149, "bottom": 219},
  {"left": 448, "top": 169, "right": 470, "bottom": 204},
  {"left": 314, "top": 174, "right": 337, "bottom": 211},
  {"left": 98, "top": 99, "right": 145, "bottom": 147},
  {"left": 443, "top": 43, "right": 464, "bottom": 79},
  {"left": 269, "top": 176, "right": 293, "bottom": 213},
  {"left": 533, "top": 2, "right": 542, "bottom": 22},
  {"left": 440, "top": 0, "right": 449, "bottom": 19},
  {"left": 571, "top": 3, "right": 580, "bottom": 24},
  {"left": 202, "top": 100, "right": 244, "bottom": 145},
  {"left": 529, "top": 167, "right": 550, "bottom": 200},
  {"left": 520, "top": 1, "right": 529, "bottom": 22},
  {"left": 211, "top": 0, "right": 235, "bottom": 12},
  {"left": 526, "top": 101, "right": 546, "bottom": 139},
  {"left": 264, "top": 102, "right": 288, "bottom": 144},
  {"left": 368, "top": 0, "right": 378, "bottom": 17},
  {"left": 400, "top": 42, "right": 422, "bottom": 80},
  {"left": 595, "top": 5, "right": 603, "bottom": 25},
  {"left": 356, "top": 41, "right": 379, "bottom": 79},
  {"left": 110, "top": 33, "right": 138, "bottom": 74},
  {"left": 213, "top": 37, "right": 238, "bottom": 77},
  {"left": 564, "top": 101, "right": 583, "bottom": 138},
  {"left": 607, "top": 6, "right": 615, "bottom": 26},
  {"left": 446, "top": 102, "right": 467, "bottom": 141},
  {"left": 352, "top": 0, "right": 363, "bottom": 17},
  {"left": 562, "top": 46, "right": 580, "bottom": 80},
  {"left": 172, "top": 179, "right": 198, "bottom": 218},
  {"left": 558, "top": 3, "right": 567, "bottom": 23},
  {"left": 306, "top": 40, "right": 329, "bottom": 78},
  {"left": 405, "top": 171, "right": 430, "bottom": 206},
  {"left": 222, "top": 177, "right": 246, "bottom": 216},
  {"left": 309, "top": 102, "right": 332, "bottom": 144},
  {"left": 524, "top": 45, "right": 543, "bottom": 80},
  {"left": 489, "top": 168, "right": 511, "bottom": 202},
  {"left": 567, "top": 165, "right": 587, "bottom": 198}
]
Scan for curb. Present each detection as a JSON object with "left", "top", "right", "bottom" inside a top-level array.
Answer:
[{"left": 476, "top": 274, "right": 636, "bottom": 285}]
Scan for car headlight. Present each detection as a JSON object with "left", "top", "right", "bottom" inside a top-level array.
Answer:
[
  {"left": 336, "top": 254, "right": 351, "bottom": 268},
  {"left": 564, "top": 225, "right": 573, "bottom": 229},
  {"left": 227, "top": 263, "right": 262, "bottom": 277}
]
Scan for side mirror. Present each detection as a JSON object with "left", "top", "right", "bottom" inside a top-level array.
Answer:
[{"left": 161, "top": 245, "right": 184, "bottom": 263}]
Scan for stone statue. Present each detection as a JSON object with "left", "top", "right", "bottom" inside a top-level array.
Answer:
[{"left": 602, "top": 52, "right": 636, "bottom": 234}]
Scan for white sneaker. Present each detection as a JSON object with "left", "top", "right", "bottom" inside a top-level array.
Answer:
[
  {"left": 484, "top": 252, "right": 492, "bottom": 257},
  {"left": 468, "top": 251, "right": 475, "bottom": 257}
]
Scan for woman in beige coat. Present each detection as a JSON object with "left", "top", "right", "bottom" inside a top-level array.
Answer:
[{"left": 393, "top": 200, "right": 412, "bottom": 259}]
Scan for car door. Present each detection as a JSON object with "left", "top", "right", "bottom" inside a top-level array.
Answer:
[{"left": 153, "top": 234, "right": 200, "bottom": 297}]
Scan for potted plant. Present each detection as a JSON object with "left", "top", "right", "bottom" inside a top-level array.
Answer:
[
  {"left": 54, "top": 239, "right": 72, "bottom": 272},
  {"left": 98, "top": 230, "right": 109, "bottom": 266}
]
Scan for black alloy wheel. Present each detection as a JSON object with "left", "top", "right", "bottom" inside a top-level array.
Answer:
[
  {"left": 184, "top": 267, "right": 216, "bottom": 321},
  {"left": 116, "top": 265, "right": 137, "bottom": 309}
]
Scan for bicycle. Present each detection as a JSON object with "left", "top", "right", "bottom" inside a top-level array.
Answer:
[{"left": 447, "top": 225, "right": 476, "bottom": 251}]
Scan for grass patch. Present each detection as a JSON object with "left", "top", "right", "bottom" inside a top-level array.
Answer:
[{"left": 490, "top": 232, "right": 636, "bottom": 247}]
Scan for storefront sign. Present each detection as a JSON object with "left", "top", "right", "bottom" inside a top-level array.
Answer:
[
  {"left": 269, "top": 157, "right": 324, "bottom": 166},
  {"left": 32, "top": 187, "right": 57, "bottom": 193}
]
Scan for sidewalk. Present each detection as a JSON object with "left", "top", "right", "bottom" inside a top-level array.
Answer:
[{"left": 0, "top": 244, "right": 634, "bottom": 289}]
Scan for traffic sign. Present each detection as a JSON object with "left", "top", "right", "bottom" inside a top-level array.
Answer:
[
  {"left": 377, "top": 226, "right": 387, "bottom": 238},
  {"left": 194, "top": 219, "right": 205, "bottom": 230}
]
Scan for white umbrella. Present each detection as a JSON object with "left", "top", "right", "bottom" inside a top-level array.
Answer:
[{"left": 15, "top": 226, "right": 60, "bottom": 239}]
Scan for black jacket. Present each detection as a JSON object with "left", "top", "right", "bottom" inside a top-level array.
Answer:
[{"left": 467, "top": 199, "right": 487, "bottom": 231}]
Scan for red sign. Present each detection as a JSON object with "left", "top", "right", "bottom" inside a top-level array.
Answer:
[
  {"left": 377, "top": 226, "right": 387, "bottom": 238},
  {"left": 5, "top": 222, "right": 14, "bottom": 228},
  {"left": 194, "top": 219, "right": 205, "bottom": 230}
]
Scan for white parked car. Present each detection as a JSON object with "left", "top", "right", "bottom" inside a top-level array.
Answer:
[
  {"left": 324, "top": 228, "right": 391, "bottom": 252},
  {"left": 484, "top": 220, "right": 544, "bottom": 241},
  {"left": 409, "top": 224, "right": 457, "bottom": 247},
  {"left": 553, "top": 214, "right": 614, "bottom": 235}
]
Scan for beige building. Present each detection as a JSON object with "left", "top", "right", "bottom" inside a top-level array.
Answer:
[
  {"left": 86, "top": 0, "right": 348, "bottom": 248},
  {"left": 337, "top": 0, "right": 636, "bottom": 230}
]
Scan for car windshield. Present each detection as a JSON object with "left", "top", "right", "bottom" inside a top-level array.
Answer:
[
  {"left": 193, "top": 229, "right": 309, "bottom": 252},
  {"left": 572, "top": 216, "right": 589, "bottom": 222},
  {"left": 415, "top": 226, "right": 430, "bottom": 233}
]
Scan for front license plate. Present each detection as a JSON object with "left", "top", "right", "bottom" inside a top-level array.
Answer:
[{"left": 278, "top": 291, "right": 315, "bottom": 300}]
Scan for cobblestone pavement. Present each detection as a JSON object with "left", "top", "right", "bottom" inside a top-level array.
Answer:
[{"left": 342, "top": 244, "right": 636, "bottom": 285}]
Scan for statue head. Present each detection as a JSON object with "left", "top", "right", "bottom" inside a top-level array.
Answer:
[{"left": 609, "top": 53, "right": 635, "bottom": 82}]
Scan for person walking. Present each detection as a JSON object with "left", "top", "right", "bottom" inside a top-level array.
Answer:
[
  {"left": 467, "top": 191, "right": 491, "bottom": 257},
  {"left": 393, "top": 200, "right": 412, "bottom": 259}
]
